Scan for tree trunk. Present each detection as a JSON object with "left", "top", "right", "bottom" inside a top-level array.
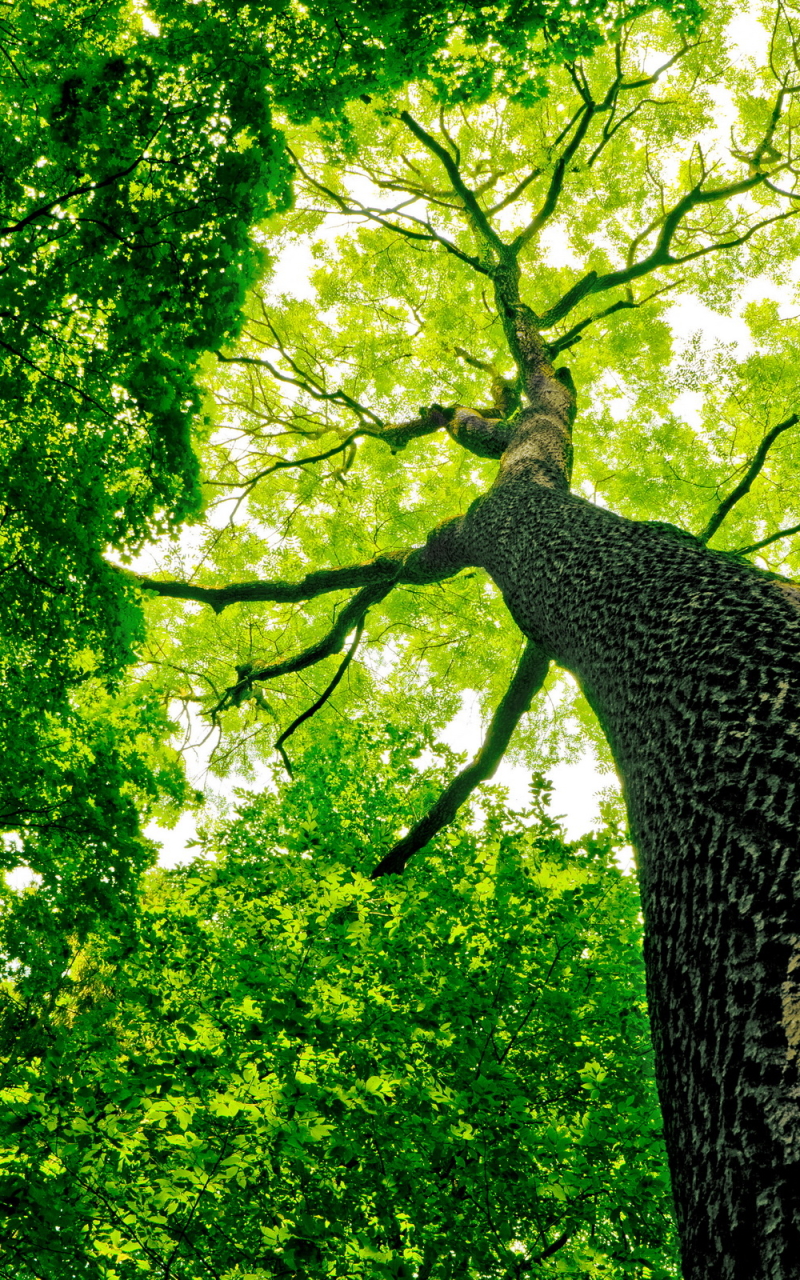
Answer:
[{"left": 438, "top": 468, "right": 800, "bottom": 1277}]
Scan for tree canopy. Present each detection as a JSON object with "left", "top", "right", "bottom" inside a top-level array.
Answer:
[
  {"left": 3, "top": 730, "right": 678, "bottom": 1277},
  {"left": 3, "top": 0, "right": 800, "bottom": 1275}
]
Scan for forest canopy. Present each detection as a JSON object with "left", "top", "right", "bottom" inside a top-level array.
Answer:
[{"left": 2, "top": 0, "right": 800, "bottom": 1276}]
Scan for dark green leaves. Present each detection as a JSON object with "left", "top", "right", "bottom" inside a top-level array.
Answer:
[{"left": 1, "top": 724, "right": 678, "bottom": 1277}]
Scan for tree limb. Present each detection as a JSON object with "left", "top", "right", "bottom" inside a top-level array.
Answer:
[
  {"left": 699, "top": 413, "right": 800, "bottom": 543},
  {"left": 733, "top": 522, "right": 800, "bottom": 557},
  {"left": 510, "top": 104, "right": 596, "bottom": 253},
  {"left": 399, "top": 111, "right": 506, "bottom": 256},
  {"left": 274, "top": 618, "right": 364, "bottom": 776},
  {"left": 212, "top": 582, "right": 390, "bottom": 715},
  {"left": 0, "top": 151, "right": 150, "bottom": 238},
  {"left": 371, "top": 640, "right": 550, "bottom": 878},
  {"left": 546, "top": 281, "right": 679, "bottom": 355},
  {"left": 288, "top": 145, "right": 490, "bottom": 275},
  {"left": 209, "top": 429, "right": 367, "bottom": 496},
  {"left": 123, "top": 554, "right": 408, "bottom": 613}
]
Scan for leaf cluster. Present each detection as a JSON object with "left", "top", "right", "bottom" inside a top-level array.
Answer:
[{"left": 1, "top": 722, "right": 678, "bottom": 1279}]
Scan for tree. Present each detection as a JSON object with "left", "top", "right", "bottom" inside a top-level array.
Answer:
[
  {"left": 1, "top": 728, "right": 678, "bottom": 1278},
  {"left": 0, "top": 0, "right": 693, "bottom": 977},
  {"left": 2, "top": 0, "right": 800, "bottom": 1276},
  {"left": 122, "top": 6, "right": 800, "bottom": 1276}
]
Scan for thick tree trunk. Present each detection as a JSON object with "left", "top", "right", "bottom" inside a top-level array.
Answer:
[{"left": 439, "top": 468, "right": 800, "bottom": 1277}]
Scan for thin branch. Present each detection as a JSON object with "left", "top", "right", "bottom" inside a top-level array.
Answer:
[
  {"left": 618, "top": 39, "right": 699, "bottom": 93},
  {"left": 699, "top": 413, "right": 800, "bottom": 543},
  {"left": 371, "top": 640, "right": 550, "bottom": 878},
  {"left": 0, "top": 338, "right": 113, "bottom": 415},
  {"left": 538, "top": 76, "right": 800, "bottom": 324},
  {"left": 485, "top": 166, "right": 543, "bottom": 216},
  {"left": 733, "top": 522, "right": 800, "bottom": 556},
  {"left": 274, "top": 618, "right": 364, "bottom": 776},
  {"left": 524, "top": 1232, "right": 571, "bottom": 1269},
  {"left": 210, "top": 429, "right": 366, "bottom": 497},
  {"left": 212, "top": 582, "right": 391, "bottom": 715}
]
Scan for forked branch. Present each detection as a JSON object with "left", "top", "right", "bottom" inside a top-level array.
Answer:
[
  {"left": 699, "top": 413, "right": 800, "bottom": 543},
  {"left": 371, "top": 640, "right": 550, "bottom": 878},
  {"left": 215, "top": 350, "right": 384, "bottom": 427},
  {"left": 274, "top": 619, "right": 365, "bottom": 776},
  {"left": 212, "top": 581, "right": 391, "bottom": 715}
]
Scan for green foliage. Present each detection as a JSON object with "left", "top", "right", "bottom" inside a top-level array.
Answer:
[
  {"left": 0, "top": 682, "right": 191, "bottom": 991},
  {"left": 1, "top": 724, "right": 678, "bottom": 1278},
  {"left": 0, "top": 0, "right": 705, "bottom": 975},
  {"left": 144, "top": 1, "right": 800, "bottom": 784}
]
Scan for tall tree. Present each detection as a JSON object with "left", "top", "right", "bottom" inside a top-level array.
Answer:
[
  {"left": 122, "top": 5, "right": 800, "bottom": 1276},
  {"left": 0, "top": 0, "right": 694, "bottom": 969}
]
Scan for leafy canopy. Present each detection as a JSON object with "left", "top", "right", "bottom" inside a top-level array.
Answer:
[
  {"left": 0, "top": 0, "right": 704, "bottom": 966},
  {"left": 137, "top": 1, "right": 800, "bottom": 800}
]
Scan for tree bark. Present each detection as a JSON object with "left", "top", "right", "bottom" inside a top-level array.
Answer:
[{"left": 422, "top": 446, "right": 800, "bottom": 1276}]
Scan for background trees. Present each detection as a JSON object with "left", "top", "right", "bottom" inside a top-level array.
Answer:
[
  {"left": 3, "top": 732, "right": 677, "bottom": 1278},
  {"left": 3, "top": 0, "right": 800, "bottom": 1275}
]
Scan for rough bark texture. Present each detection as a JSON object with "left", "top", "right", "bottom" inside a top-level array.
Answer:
[{"left": 417, "top": 397, "right": 800, "bottom": 1277}]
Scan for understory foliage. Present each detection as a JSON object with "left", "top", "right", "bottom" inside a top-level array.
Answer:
[{"left": 1, "top": 725, "right": 677, "bottom": 1279}]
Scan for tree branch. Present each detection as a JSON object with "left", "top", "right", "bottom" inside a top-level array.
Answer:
[
  {"left": 510, "top": 103, "right": 596, "bottom": 253},
  {"left": 546, "top": 281, "right": 679, "bottom": 355},
  {"left": 123, "top": 554, "right": 408, "bottom": 613},
  {"left": 699, "top": 413, "right": 800, "bottom": 543},
  {"left": 733, "top": 522, "right": 800, "bottom": 557},
  {"left": 215, "top": 350, "right": 384, "bottom": 427},
  {"left": 124, "top": 506, "right": 471, "bottom": 614},
  {"left": 371, "top": 640, "right": 550, "bottom": 878},
  {"left": 274, "top": 618, "right": 364, "bottom": 776},
  {"left": 213, "top": 582, "right": 390, "bottom": 715},
  {"left": 288, "top": 145, "right": 490, "bottom": 275},
  {"left": 399, "top": 111, "right": 506, "bottom": 256},
  {"left": 210, "top": 429, "right": 367, "bottom": 496},
  {"left": 0, "top": 151, "right": 149, "bottom": 238},
  {"left": 522, "top": 1231, "right": 571, "bottom": 1270},
  {"left": 537, "top": 74, "right": 800, "bottom": 326}
]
